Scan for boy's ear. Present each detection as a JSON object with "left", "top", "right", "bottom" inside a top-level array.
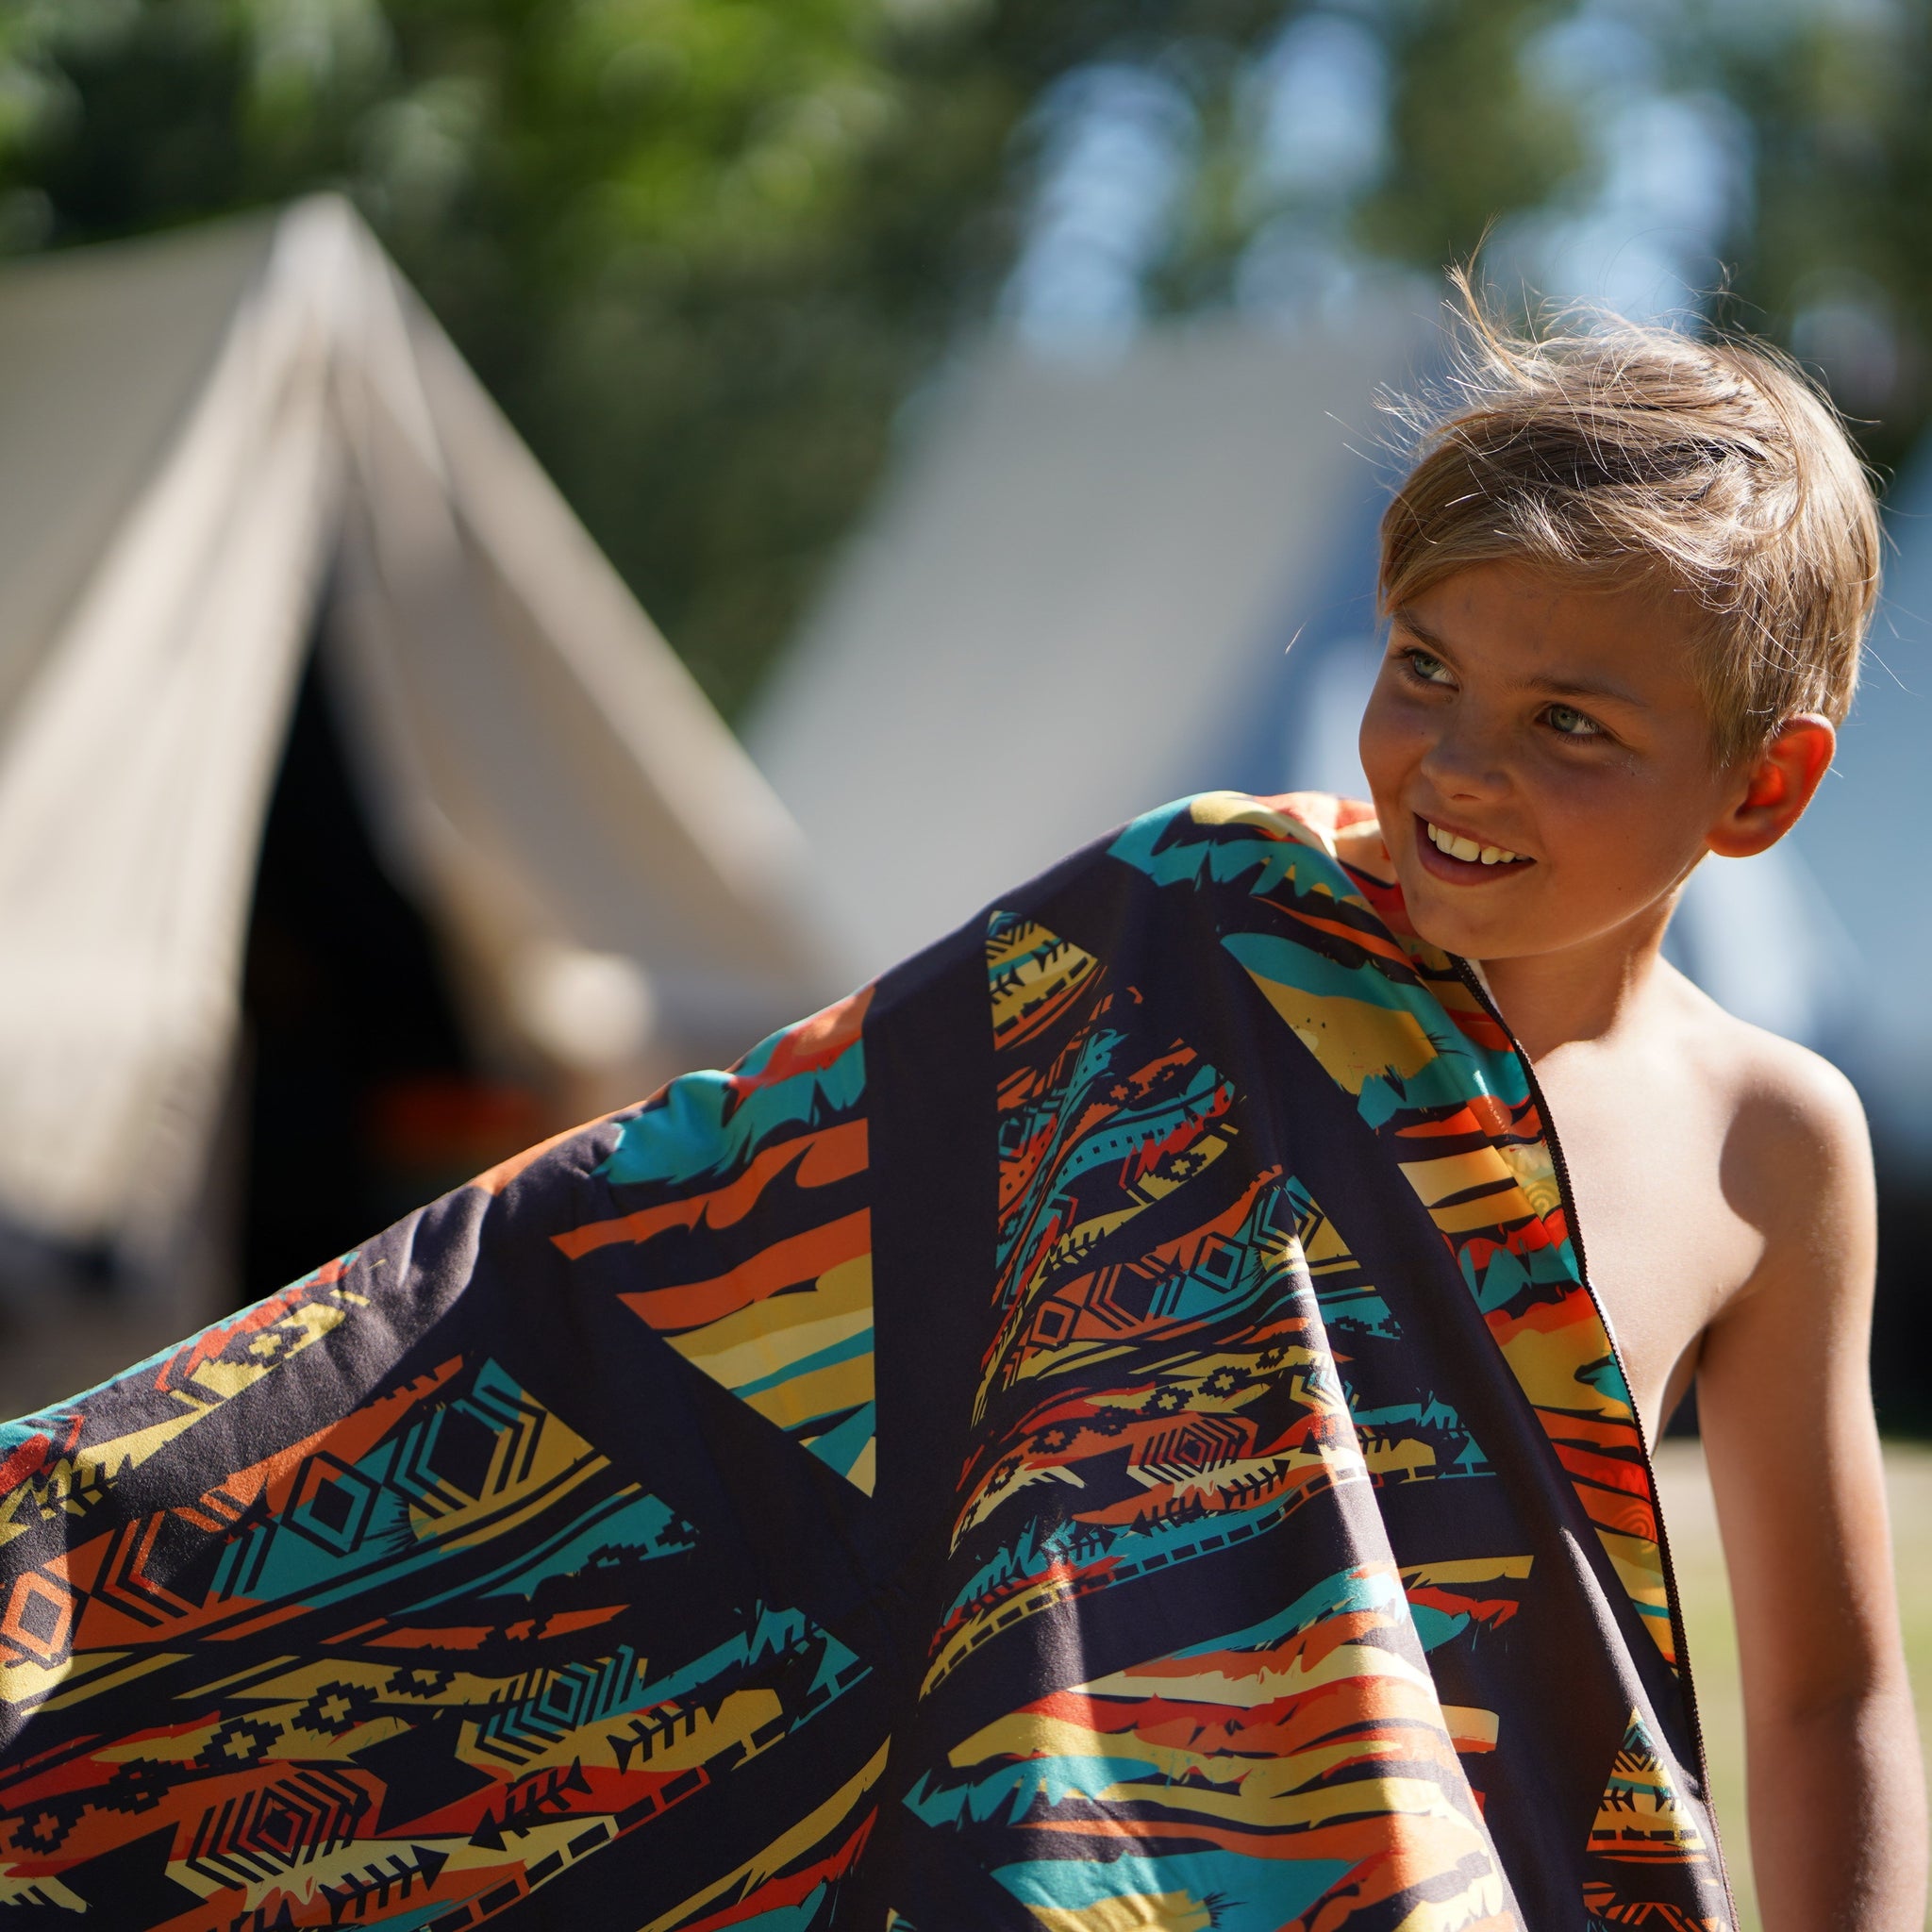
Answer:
[{"left": 1705, "top": 713, "right": 1836, "bottom": 858}]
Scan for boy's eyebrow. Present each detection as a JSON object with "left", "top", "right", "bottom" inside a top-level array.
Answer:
[
  {"left": 1389, "top": 605, "right": 1651, "bottom": 709},
  {"left": 1389, "top": 606, "right": 1455, "bottom": 658},
  {"left": 1524, "top": 672, "right": 1652, "bottom": 709}
]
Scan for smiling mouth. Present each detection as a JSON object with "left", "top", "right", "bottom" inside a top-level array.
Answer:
[{"left": 1416, "top": 815, "right": 1534, "bottom": 877}]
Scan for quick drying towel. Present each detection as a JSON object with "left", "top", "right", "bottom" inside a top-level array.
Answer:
[{"left": 0, "top": 792, "right": 1732, "bottom": 1931}]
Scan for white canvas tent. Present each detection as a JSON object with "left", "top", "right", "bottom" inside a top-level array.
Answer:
[
  {"left": 0, "top": 197, "right": 833, "bottom": 1398},
  {"left": 745, "top": 316, "right": 1426, "bottom": 983}
]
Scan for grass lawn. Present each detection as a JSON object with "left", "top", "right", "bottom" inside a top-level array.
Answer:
[{"left": 1653, "top": 1441, "right": 1932, "bottom": 1930}]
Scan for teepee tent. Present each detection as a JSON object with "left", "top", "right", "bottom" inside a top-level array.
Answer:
[{"left": 0, "top": 198, "right": 832, "bottom": 1401}]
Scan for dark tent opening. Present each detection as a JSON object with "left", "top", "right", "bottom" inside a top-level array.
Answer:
[{"left": 239, "top": 645, "right": 539, "bottom": 1304}]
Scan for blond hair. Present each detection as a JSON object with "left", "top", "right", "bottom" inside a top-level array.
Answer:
[{"left": 1378, "top": 276, "right": 1882, "bottom": 765}]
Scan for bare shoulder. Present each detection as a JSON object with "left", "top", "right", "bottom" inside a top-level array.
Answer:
[{"left": 1657, "top": 963, "right": 1874, "bottom": 1255}]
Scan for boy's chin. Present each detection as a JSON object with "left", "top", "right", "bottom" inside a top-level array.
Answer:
[{"left": 1398, "top": 878, "right": 1544, "bottom": 964}]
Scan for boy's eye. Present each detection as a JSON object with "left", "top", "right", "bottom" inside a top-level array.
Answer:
[
  {"left": 1544, "top": 703, "right": 1603, "bottom": 739},
  {"left": 1406, "top": 649, "right": 1453, "bottom": 685}
]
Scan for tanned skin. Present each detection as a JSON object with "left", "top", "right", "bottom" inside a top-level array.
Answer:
[{"left": 1356, "top": 558, "right": 1926, "bottom": 1932}]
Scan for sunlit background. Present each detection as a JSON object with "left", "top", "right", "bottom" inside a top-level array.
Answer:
[{"left": 1, "top": 4, "right": 1930, "bottom": 1918}]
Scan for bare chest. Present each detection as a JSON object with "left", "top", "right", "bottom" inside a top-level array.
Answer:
[{"left": 1531, "top": 1062, "right": 1764, "bottom": 1440}]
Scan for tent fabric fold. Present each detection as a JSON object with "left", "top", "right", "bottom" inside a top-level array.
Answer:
[
  {"left": 0, "top": 791, "right": 1732, "bottom": 1932},
  {"left": 0, "top": 198, "right": 828, "bottom": 1296}
]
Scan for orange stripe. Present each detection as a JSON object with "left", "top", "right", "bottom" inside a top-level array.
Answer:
[
  {"left": 1489, "top": 1293, "right": 1601, "bottom": 1342},
  {"left": 1540, "top": 1413, "right": 1644, "bottom": 1454},
  {"left": 1572, "top": 1483, "right": 1659, "bottom": 1542},
  {"left": 1442, "top": 1007, "right": 1513, "bottom": 1052},
  {"left": 1396, "top": 1111, "right": 1485, "bottom": 1140},
  {"left": 1552, "top": 1442, "right": 1653, "bottom": 1498},
  {"left": 620, "top": 1210, "right": 871, "bottom": 1335},
  {"left": 56, "top": 1530, "right": 113, "bottom": 1593},
  {"left": 366, "top": 1624, "right": 493, "bottom": 1650},
  {"left": 201, "top": 1600, "right": 309, "bottom": 1640},
  {"left": 1277, "top": 906, "right": 1417, "bottom": 966},
  {"left": 0, "top": 1433, "right": 49, "bottom": 1493},
  {"left": 541, "top": 1604, "right": 626, "bottom": 1637},
  {"left": 739, "top": 985, "right": 873, "bottom": 1090},
  {"left": 553, "top": 1121, "right": 868, "bottom": 1260},
  {"left": 1394, "top": 1094, "right": 1517, "bottom": 1141}
]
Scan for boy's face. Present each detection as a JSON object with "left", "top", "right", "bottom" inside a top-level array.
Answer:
[{"left": 1357, "top": 558, "right": 1741, "bottom": 967}]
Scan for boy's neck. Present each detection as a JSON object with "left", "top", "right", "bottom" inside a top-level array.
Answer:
[{"left": 1474, "top": 899, "right": 1678, "bottom": 1063}]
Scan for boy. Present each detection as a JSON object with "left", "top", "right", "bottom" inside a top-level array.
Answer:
[
  {"left": 1350, "top": 293, "right": 1926, "bottom": 1929},
  {"left": 0, "top": 296, "right": 1920, "bottom": 1932}
]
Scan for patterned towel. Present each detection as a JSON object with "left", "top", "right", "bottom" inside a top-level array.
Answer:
[{"left": 0, "top": 792, "right": 1731, "bottom": 1931}]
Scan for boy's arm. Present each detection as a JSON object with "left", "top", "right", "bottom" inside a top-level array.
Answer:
[{"left": 1695, "top": 1057, "right": 1926, "bottom": 1932}]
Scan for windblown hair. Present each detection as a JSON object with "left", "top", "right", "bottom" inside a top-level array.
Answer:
[{"left": 1378, "top": 274, "right": 1882, "bottom": 765}]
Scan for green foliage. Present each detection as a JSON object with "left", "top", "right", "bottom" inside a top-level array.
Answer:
[
  {"left": 1687, "top": 1, "right": 1932, "bottom": 481},
  {"left": 8, "top": 1, "right": 1916, "bottom": 710},
  {"left": 1357, "top": 0, "right": 1582, "bottom": 270},
  {"left": 0, "top": 0, "right": 1025, "bottom": 711},
  {"left": 0, "top": 0, "right": 1084, "bottom": 710}
]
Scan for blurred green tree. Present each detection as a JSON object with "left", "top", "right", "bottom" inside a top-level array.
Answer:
[
  {"left": 6, "top": 0, "right": 1912, "bottom": 712},
  {"left": 0, "top": 0, "right": 1586, "bottom": 711},
  {"left": 1690, "top": 1, "right": 1932, "bottom": 484}
]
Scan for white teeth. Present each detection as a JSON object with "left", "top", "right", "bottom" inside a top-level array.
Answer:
[{"left": 1426, "top": 822, "right": 1521, "bottom": 866}]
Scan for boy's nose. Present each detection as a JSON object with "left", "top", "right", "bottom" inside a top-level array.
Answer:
[{"left": 1418, "top": 727, "right": 1511, "bottom": 799}]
